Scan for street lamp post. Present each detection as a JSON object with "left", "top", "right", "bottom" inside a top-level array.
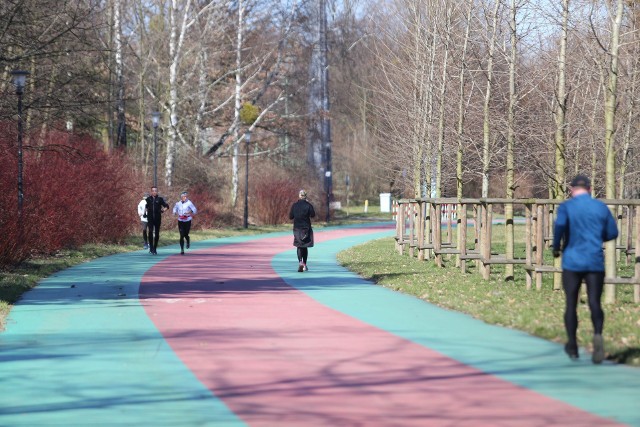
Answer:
[
  {"left": 151, "top": 112, "right": 161, "bottom": 187},
  {"left": 243, "top": 130, "right": 251, "bottom": 229},
  {"left": 11, "top": 70, "right": 29, "bottom": 219}
]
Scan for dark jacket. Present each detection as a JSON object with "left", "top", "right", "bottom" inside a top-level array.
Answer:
[
  {"left": 289, "top": 199, "right": 315, "bottom": 248},
  {"left": 146, "top": 195, "right": 170, "bottom": 224}
]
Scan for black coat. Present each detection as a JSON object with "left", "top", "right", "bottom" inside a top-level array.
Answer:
[
  {"left": 289, "top": 199, "right": 315, "bottom": 248},
  {"left": 146, "top": 196, "right": 169, "bottom": 224}
]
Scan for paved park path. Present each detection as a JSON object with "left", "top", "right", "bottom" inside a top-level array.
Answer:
[{"left": 1, "top": 224, "right": 639, "bottom": 426}]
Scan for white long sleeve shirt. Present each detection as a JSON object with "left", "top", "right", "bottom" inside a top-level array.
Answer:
[
  {"left": 137, "top": 199, "right": 148, "bottom": 222},
  {"left": 173, "top": 199, "right": 197, "bottom": 222}
]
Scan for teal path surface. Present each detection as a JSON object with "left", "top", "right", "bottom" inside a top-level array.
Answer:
[
  {"left": 1, "top": 224, "right": 639, "bottom": 426},
  {"left": 272, "top": 230, "right": 640, "bottom": 426},
  {"left": 0, "top": 235, "right": 271, "bottom": 426}
]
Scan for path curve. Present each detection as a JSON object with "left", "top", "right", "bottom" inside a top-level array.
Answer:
[{"left": 1, "top": 224, "right": 639, "bottom": 426}]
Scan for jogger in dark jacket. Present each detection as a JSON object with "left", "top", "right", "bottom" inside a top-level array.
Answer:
[
  {"left": 145, "top": 186, "right": 169, "bottom": 255},
  {"left": 289, "top": 189, "right": 315, "bottom": 272}
]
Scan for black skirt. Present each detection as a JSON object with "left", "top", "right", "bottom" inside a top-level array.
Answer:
[{"left": 293, "top": 227, "right": 314, "bottom": 248}]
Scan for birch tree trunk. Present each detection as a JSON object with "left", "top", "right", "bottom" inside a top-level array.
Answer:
[
  {"left": 456, "top": 0, "right": 473, "bottom": 270},
  {"left": 603, "top": 0, "right": 624, "bottom": 303},
  {"left": 456, "top": 0, "right": 472, "bottom": 201},
  {"left": 165, "top": 0, "right": 192, "bottom": 188},
  {"left": 552, "top": 0, "right": 570, "bottom": 289},
  {"left": 482, "top": 0, "right": 500, "bottom": 198},
  {"left": 435, "top": 5, "right": 452, "bottom": 198},
  {"left": 554, "top": 0, "right": 569, "bottom": 199},
  {"left": 423, "top": 31, "right": 438, "bottom": 197},
  {"left": 114, "top": 0, "right": 126, "bottom": 147},
  {"left": 505, "top": 0, "right": 518, "bottom": 281},
  {"left": 231, "top": 0, "right": 245, "bottom": 207}
]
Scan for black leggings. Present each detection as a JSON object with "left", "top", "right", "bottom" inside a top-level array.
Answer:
[
  {"left": 141, "top": 221, "right": 149, "bottom": 244},
  {"left": 562, "top": 270, "right": 605, "bottom": 345},
  {"left": 148, "top": 222, "right": 161, "bottom": 251},
  {"left": 297, "top": 247, "right": 308, "bottom": 264},
  {"left": 178, "top": 220, "right": 191, "bottom": 250}
]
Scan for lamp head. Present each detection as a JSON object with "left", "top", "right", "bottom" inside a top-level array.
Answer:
[
  {"left": 151, "top": 112, "right": 161, "bottom": 128},
  {"left": 10, "top": 70, "right": 29, "bottom": 94}
]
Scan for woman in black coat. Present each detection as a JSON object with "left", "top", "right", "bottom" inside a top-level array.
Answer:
[{"left": 289, "top": 189, "right": 316, "bottom": 272}]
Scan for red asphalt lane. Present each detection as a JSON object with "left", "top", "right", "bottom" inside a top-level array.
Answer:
[{"left": 139, "top": 227, "right": 620, "bottom": 427}]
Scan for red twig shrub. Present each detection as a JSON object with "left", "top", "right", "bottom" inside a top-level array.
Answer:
[
  {"left": 251, "top": 174, "right": 301, "bottom": 225},
  {"left": 0, "top": 124, "right": 142, "bottom": 266}
]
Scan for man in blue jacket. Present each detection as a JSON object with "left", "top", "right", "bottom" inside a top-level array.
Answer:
[{"left": 553, "top": 175, "right": 618, "bottom": 364}]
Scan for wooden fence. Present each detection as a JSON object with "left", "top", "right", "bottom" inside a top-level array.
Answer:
[{"left": 394, "top": 198, "right": 640, "bottom": 303}]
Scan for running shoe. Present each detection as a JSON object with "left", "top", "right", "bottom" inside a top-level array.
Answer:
[
  {"left": 298, "top": 263, "right": 304, "bottom": 272},
  {"left": 592, "top": 334, "right": 605, "bottom": 364},
  {"left": 564, "top": 343, "right": 579, "bottom": 360}
]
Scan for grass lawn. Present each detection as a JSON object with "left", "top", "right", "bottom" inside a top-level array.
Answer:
[{"left": 337, "top": 235, "right": 640, "bottom": 367}]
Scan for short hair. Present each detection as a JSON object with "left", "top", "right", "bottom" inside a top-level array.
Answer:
[
  {"left": 570, "top": 174, "right": 591, "bottom": 189},
  {"left": 299, "top": 189, "right": 307, "bottom": 199}
]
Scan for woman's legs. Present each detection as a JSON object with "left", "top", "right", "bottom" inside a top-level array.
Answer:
[{"left": 178, "top": 221, "right": 187, "bottom": 252}]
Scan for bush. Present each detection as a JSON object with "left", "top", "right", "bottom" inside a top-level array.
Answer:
[
  {"left": 251, "top": 172, "right": 300, "bottom": 225},
  {"left": 0, "top": 124, "right": 143, "bottom": 266}
]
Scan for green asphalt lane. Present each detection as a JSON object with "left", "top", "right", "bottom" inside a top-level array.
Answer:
[{"left": 272, "top": 230, "right": 640, "bottom": 426}]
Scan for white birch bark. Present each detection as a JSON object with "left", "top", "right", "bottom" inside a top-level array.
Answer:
[
  {"left": 604, "top": 0, "right": 624, "bottom": 303},
  {"left": 165, "top": 0, "right": 193, "bottom": 188},
  {"left": 482, "top": 0, "right": 501, "bottom": 198},
  {"left": 231, "top": 0, "right": 245, "bottom": 207},
  {"left": 505, "top": 0, "right": 518, "bottom": 281},
  {"left": 114, "top": 0, "right": 126, "bottom": 147}
]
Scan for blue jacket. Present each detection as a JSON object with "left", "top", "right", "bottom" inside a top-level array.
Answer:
[{"left": 552, "top": 194, "right": 618, "bottom": 272}]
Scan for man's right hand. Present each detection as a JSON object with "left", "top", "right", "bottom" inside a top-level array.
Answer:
[{"left": 553, "top": 249, "right": 561, "bottom": 258}]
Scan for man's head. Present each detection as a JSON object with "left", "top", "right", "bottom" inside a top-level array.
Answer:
[
  {"left": 151, "top": 187, "right": 158, "bottom": 196},
  {"left": 569, "top": 174, "right": 591, "bottom": 196},
  {"left": 299, "top": 189, "right": 307, "bottom": 200},
  {"left": 180, "top": 191, "right": 188, "bottom": 201}
]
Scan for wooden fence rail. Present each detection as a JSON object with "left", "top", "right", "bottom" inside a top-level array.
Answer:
[{"left": 393, "top": 198, "right": 640, "bottom": 304}]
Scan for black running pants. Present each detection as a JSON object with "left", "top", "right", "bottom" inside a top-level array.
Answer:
[
  {"left": 562, "top": 270, "right": 605, "bottom": 345},
  {"left": 178, "top": 220, "right": 191, "bottom": 250},
  {"left": 148, "top": 221, "right": 161, "bottom": 252}
]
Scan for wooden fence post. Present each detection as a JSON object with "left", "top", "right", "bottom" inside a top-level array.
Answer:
[
  {"left": 417, "top": 201, "right": 426, "bottom": 261},
  {"left": 635, "top": 206, "right": 640, "bottom": 303},
  {"left": 459, "top": 202, "right": 467, "bottom": 273},
  {"left": 535, "top": 204, "right": 544, "bottom": 290},
  {"left": 525, "top": 203, "right": 533, "bottom": 290}
]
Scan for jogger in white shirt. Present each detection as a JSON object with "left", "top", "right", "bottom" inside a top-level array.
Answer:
[{"left": 173, "top": 191, "right": 197, "bottom": 255}]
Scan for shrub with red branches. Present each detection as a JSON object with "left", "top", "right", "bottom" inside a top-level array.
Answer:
[
  {"left": 0, "top": 124, "right": 143, "bottom": 266},
  {"left": 251, "top": 173, "right": 301, "bottom": 225}
]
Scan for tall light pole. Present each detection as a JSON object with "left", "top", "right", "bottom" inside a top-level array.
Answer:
[
  {"left": 11, "top": 70, "right": 29, "bottom": 219},
  {"left": 243, "top": 130, "right": 251, "bottom": 229},
  {"left": 151, "top": 112, "right": 161, "bottom": 187}
]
